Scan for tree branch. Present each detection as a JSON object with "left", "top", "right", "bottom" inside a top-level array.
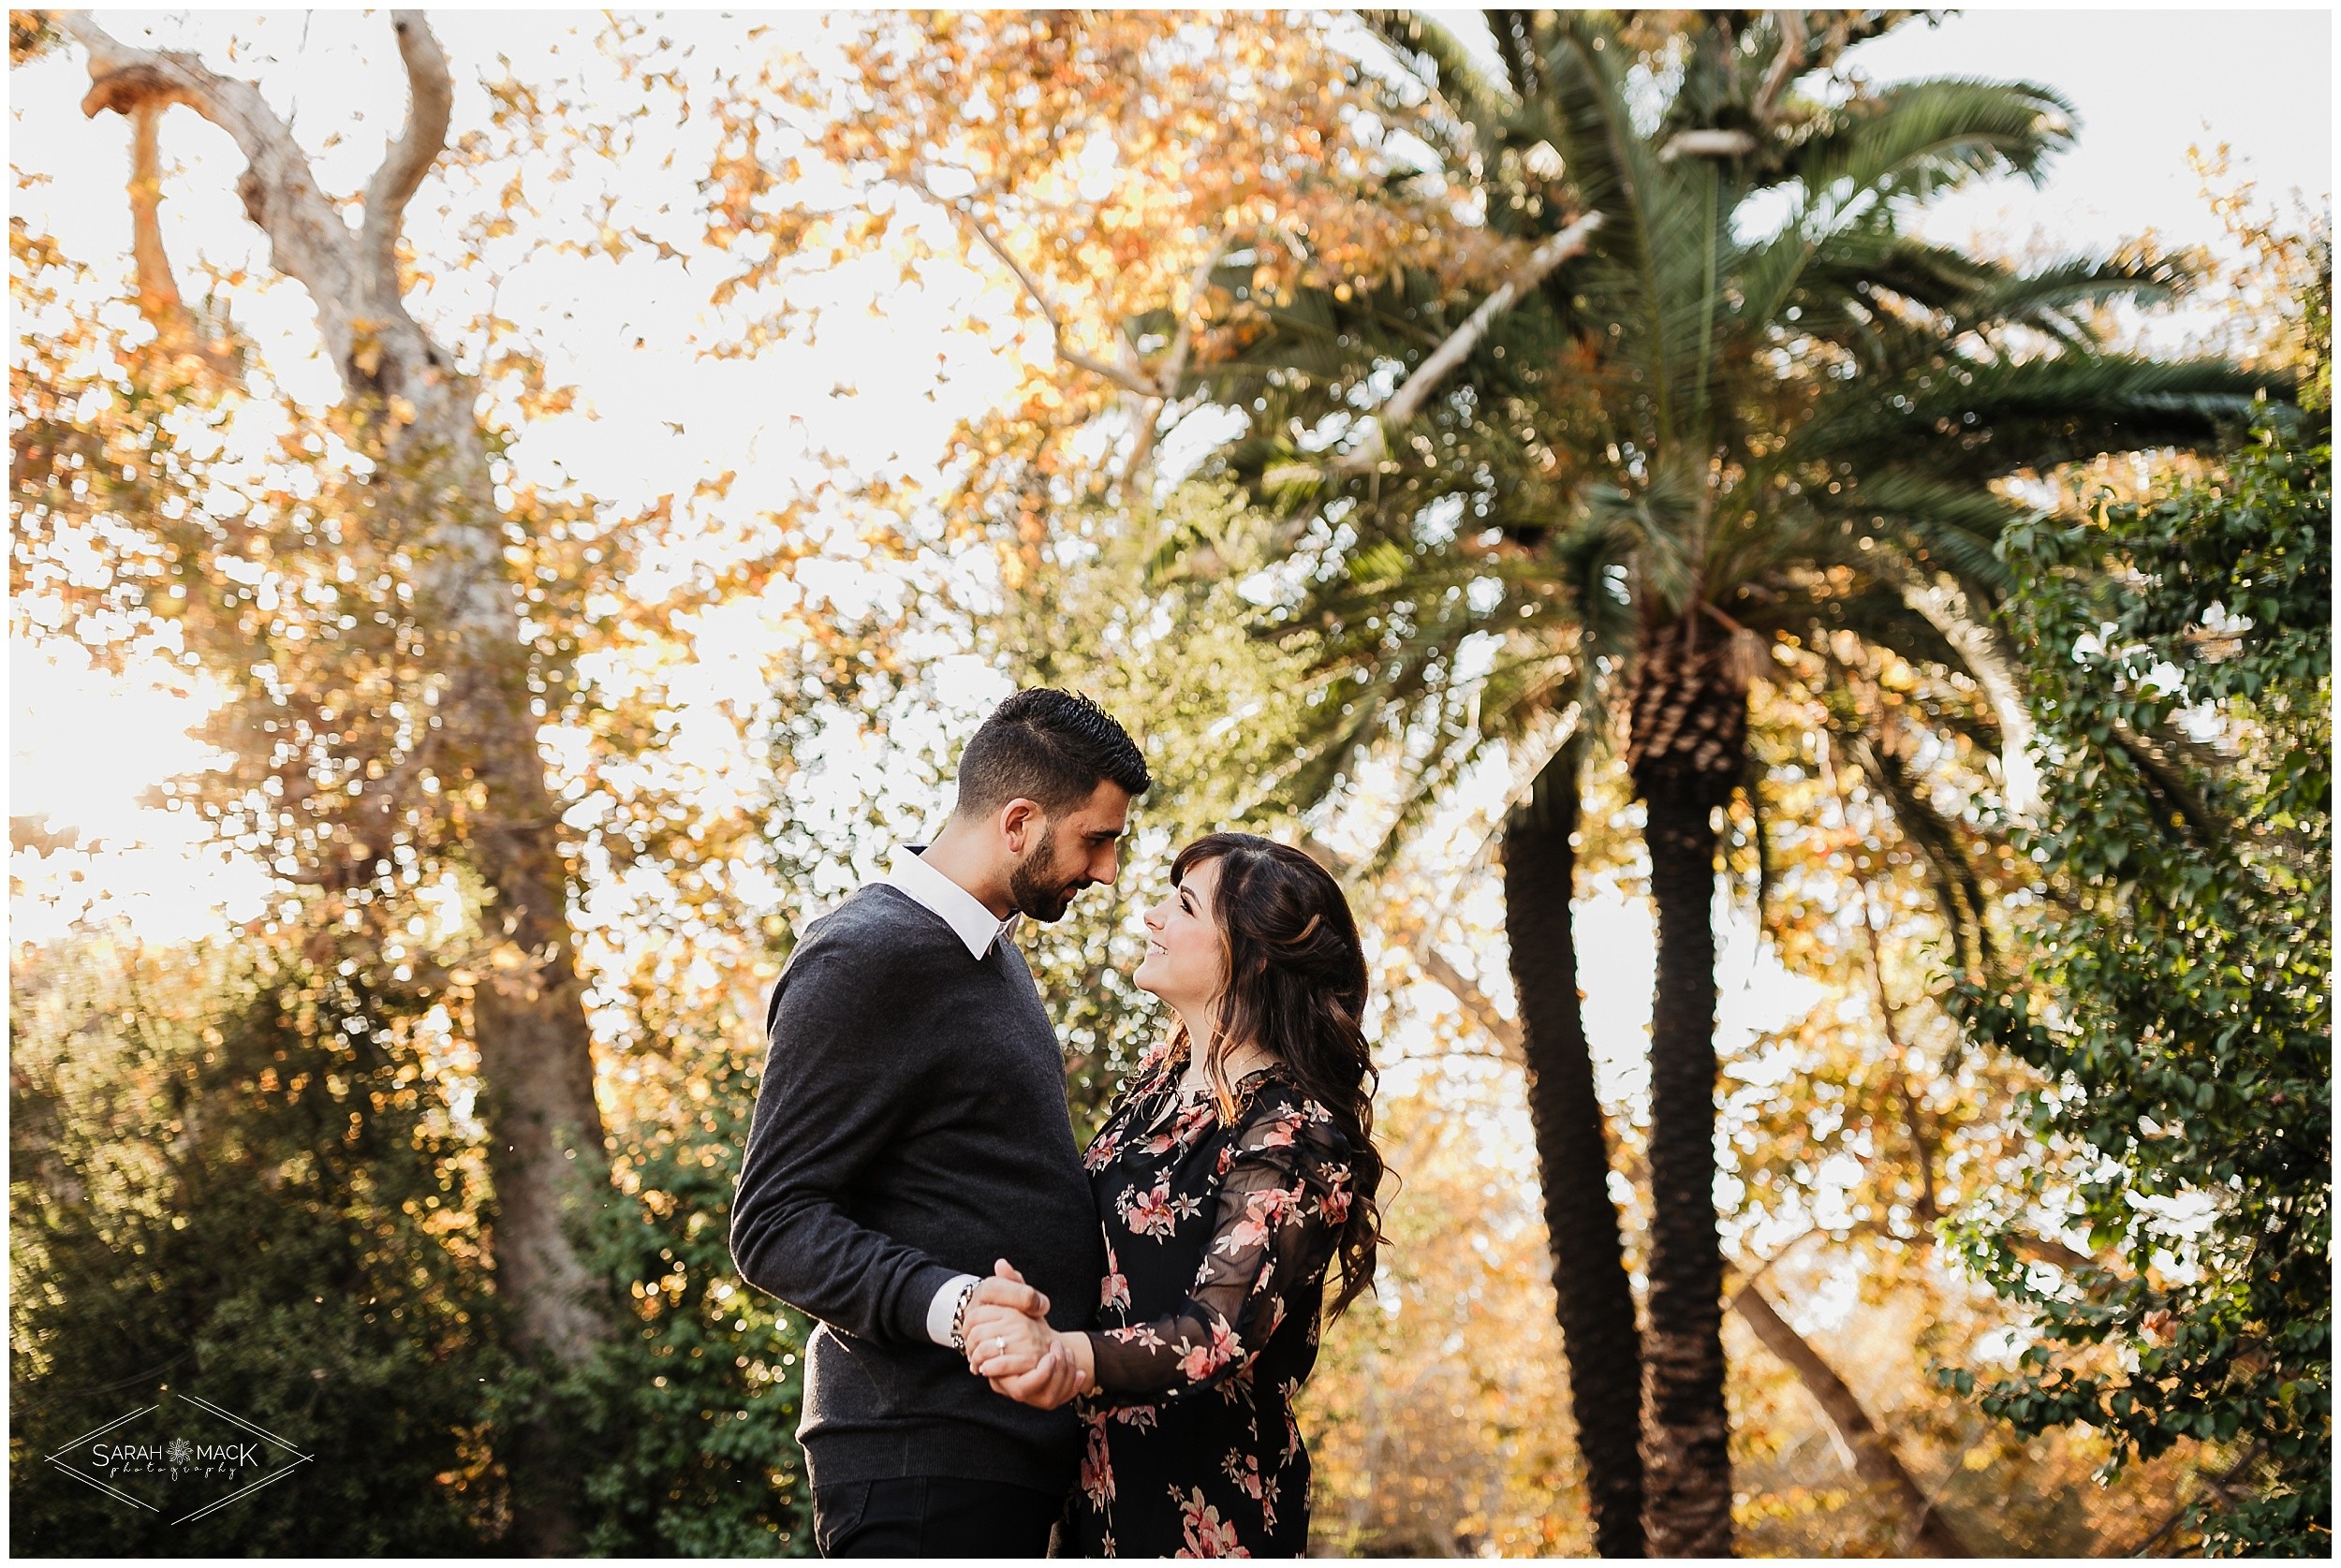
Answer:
[
  {"left": 1122, "top": 233, "right": 1232, "bottom": 484},
  {"left": 123, "top": 99, "right": 239, "bottom": 383},
  {"left": 2126, "top": 1441, "right": 2266, "bottom": 1556},
  {"left": 921, "top": 172, "right": 1164, "bottom": 399},
  {"left": 1421, "top": 947, "right": 1526, "bottom": 1066},
  {"left": 1335, "top": 211, "right": 1603, "bottom": 473},
  {"left": 63, "top": 9, "right": 361, "bottom": 371},
  {"left": 2010, "top": 1231, "right": 2131, "bottom": 1281},
  {"left": 1658, "top": 128, "right": 1758, "bottom": 162},
  {"left": 1817, "top": 715, "right": 1941, "bottom": 1227},
  {"left": 1751, "top": 10, "right": 1808, "bottom": 128},
  {"left": 360, "top": 10, "right": 453, "bottom": 301},
  {"left": 1730, "top": 1279, "right": 1979, "bottom": 1555},
  {"left": 126, "top": 102, "right": 187, "bottom": 331},
  {"left": 2108, "top": 719, "right": 2229, "bottom": 849},
  {"left": 1155, "top": 233, "right": 1231, "bottom": 399}
]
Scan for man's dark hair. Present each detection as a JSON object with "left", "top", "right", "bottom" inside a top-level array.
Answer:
[{"left": 953, "top": 688, "right": 1150, "bottom": 819}]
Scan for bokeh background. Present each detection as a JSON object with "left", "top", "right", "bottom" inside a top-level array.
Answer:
[{"left": 10, "top": 8, "right": 2330, "bottom": 1557}]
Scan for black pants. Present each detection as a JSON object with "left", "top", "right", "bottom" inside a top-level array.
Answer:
[{"left": 813, "top": 1476, "right": 1065, "bottom": 1558}]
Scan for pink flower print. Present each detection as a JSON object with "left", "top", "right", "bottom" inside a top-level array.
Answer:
[
  {"left": 1223, "top": 1449, "right": 1264, "bottom": 1500},
  {"left": 1108, "top": 1322, "right": 1169, "bottom": 1351},
  {"left": 1083, "top": 1129, "right": 1122, "bottom": 1172},
  {"left": 1256, "top": 1113, "right": 1301, "bottom": 1149},
  {"left": 1215, "top": 1355, "right": 1258, "bottom": 1403},
  {"left": 1100, "top": 1267, "right": 1131, "bottom": 1313},
  {"left": 1148, "top": 1101, "right": 1217, "bottom": 1156},
  {"left": 1217, "top": 1214, "right": 1271, "bottom": 1258},
  {"left": 1173, "top": 1487, "right": 1249, "bottom": 1559},
  {"left": 1176, "top": 1314, "right": 1243, "bottom": 1385},
  {"left": 1215, "top": 1185, "right": 1298, "bottom": 1260},
  {"left": 1080, "top": 1414, "right": 1115, "bottom": 1508},
  {"left": 1175, "top": 1338, "right": 1229, "bottom": 1385},
  {"left": 1119, "top": 1180, "right": 1179, "bottom": 1239},
  {"left": 1318, "top": 1166, "right": 1353, "bottom": 1225},
  {"left": 1112, "top": 1403, "right": 1158, "bottom": 1430}
]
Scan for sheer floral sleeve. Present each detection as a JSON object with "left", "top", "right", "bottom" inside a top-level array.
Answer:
[{"left": 1082, "top": 1091, "right": 1355, "bottom": 1405}]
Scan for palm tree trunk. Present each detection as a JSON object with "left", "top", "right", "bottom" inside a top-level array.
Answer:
[
  {"left": 1628, "top": 615, "right": 1746, "bottom": 1556},
  {"left": 1500, "top": 736, "right": 1647, "bottom": 1557}
]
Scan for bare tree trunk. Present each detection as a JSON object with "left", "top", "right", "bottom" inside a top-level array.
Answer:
[
  {"left": 1729, "top": 1282, "right": 1978, "bottom": 1556},
  {"left": 62, "top": 12, "right": 614, "bottom": 1551},
  {"left": 1628, "top": 615, "right": 1745, "bottom": 1557},
  {"left": 1501, "top": 737, "right": 1649, "bottom": 1556}
]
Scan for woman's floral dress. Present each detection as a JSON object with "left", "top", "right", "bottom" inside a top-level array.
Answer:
[{"left": 1068, "top": 1044, "right": 1359, "bottom": 1558}]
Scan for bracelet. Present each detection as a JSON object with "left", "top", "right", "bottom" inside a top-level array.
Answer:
[{"left": 946, "top": 1278, "right": 979, "bottom": 1353}]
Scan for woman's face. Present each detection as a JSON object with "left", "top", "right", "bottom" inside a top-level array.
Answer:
[{"left": 1133, "top": 855, "right": 1225, "bottom": 1017}]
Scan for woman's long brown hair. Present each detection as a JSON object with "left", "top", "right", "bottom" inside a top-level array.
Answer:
[{"left": 1166, "top": 832, "right": 1385, "bottom": 1320}]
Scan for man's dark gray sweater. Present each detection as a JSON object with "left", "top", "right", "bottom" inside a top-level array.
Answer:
[{"left": 730, "top": 882, "right": 1103, "bottom": 1495}]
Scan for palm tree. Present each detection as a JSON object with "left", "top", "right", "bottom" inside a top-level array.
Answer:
[{"left": 1174, "top": 9, "right": 2279, "bottom": 1553}]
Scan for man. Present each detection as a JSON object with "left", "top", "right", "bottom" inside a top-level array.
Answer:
[{"left": 730, "top": 688, "right": 1150, "bottom": 1556}]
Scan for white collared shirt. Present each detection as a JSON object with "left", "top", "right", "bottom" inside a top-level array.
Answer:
[
  {"left": 876, "top": 842, "right": 1014, "bottom": 1341},
  {"left": 882, "top": 842, "right": 1022, "bottom": 961}
]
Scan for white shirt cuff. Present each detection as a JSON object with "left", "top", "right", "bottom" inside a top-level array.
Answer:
[{"left": 926, "top": 1272, "right": 979, "bottom": 1347}]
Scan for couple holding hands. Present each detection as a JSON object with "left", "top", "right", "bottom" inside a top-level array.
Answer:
[{"left": 730, "top": 689, "right": 1384, "bottom": 1557}]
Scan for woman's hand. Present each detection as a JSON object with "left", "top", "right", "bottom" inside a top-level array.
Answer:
[
  {"left": 962, "top": 1298, "right": 1053, "bottom": 1376},
  {"left": 975, "top": 1319, "right": 1091, "bottom": 1411}
]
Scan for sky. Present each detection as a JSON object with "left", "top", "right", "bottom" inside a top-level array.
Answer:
[
  {"left": 9, "top": 8, "right": 2332, "bottom": 1098},
  {"left": 1844, "top": 7, "right": 2331, "bottom": 259}
]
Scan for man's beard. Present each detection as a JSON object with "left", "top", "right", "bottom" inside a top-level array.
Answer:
[{"left": 1008, "top": 825, "right": 1088, "bottom": 922}]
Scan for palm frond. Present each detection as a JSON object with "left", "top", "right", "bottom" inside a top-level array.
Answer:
[
  {"left": 1361, "top": 10, "right": 1524, "bottom": 165},
  {"left": 1789, "top": 353, "right": 2284, "bottom": 480},
  {"left": 1789, "top": 579, "right": 1973, "bottom": 680},
  {"left": 1792, "top": 77, "right": 2075, "bottom": 211},
  {"left": 1845, "top": 727, "right": 1998, "bottom": 979},
  {"left": 1739, "top": 78, "right": 2076, "bottom": 326},
  {"left": 1832, "top": 471, "right": 2029, "bottom": 597}
]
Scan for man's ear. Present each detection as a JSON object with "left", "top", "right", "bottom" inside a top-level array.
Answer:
[{"left": 1000, "top": 797, "right": 1043, "bottom": 855}]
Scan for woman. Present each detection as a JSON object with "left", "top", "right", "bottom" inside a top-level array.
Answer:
[{"left": 963, "top": 832, "right": 1385, "bottom": 1557}]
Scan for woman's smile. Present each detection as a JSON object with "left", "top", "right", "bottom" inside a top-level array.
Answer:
[{"left": 1133, "top": 857, "right": 1225, "bottom": 1014}]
